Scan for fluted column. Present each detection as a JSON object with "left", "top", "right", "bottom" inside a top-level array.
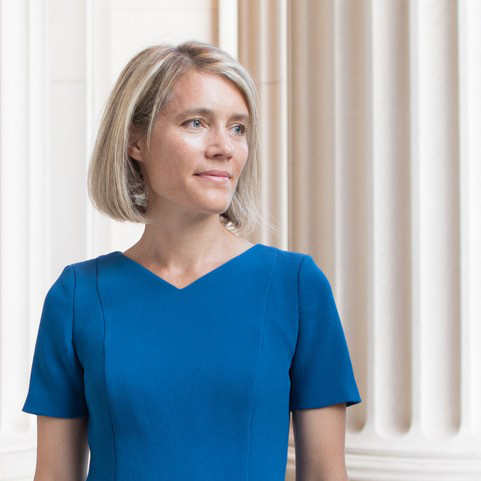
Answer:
[
  {"left": 240, "top": 0, "right": 481, "bottom": 479},
  {"left": 238, "top": 0, "right": 288, "bottom": 246}
]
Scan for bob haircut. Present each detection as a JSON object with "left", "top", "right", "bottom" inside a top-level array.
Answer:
[{"left": 87, "top": 39, "right": 275, "bottom": 237}]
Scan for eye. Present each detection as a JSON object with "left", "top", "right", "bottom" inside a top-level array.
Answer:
[
  {"left": 183, "top": 118, "right": 204, "bottom": 128},
  {"left": 183, "top": 119, "right": 247, "bottom": 135},
  {"left": 232, "top": 124, "right": 247, "bottom": 135}
]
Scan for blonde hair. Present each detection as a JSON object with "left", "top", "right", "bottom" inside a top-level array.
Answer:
[{"left": 87, "top": 40, "right": 276, "bottom": 237}]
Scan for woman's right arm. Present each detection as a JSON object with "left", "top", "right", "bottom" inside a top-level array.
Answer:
[{"left": 34, "top": 415, "right": 89, "bottom": 481}]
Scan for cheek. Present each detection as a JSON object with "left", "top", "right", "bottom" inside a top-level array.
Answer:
[
  {"left": 165, "top": 134, "right": 205, "bottom": 177},
  {"left": 235, "top": 142, "right": 249, "bottom": 173},
  {"left": 151, "top": 136, "right": 199, "bottom": 177},
  {"left": 179, "top": 132, "right": 205, "bottom": 152},
  {"left": 145, "top": 137, "right": 202, "bottom": 198}
]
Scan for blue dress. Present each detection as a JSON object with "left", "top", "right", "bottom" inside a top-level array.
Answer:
[{"left": 22, "top": 243, "right": 361, "bottom": 480}]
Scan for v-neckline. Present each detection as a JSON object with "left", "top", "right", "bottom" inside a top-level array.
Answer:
[{"left": 114, "top": 243, "right": 262, "bottom": 292}]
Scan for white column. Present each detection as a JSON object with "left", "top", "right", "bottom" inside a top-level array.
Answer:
[{"left": 1, "top": 0, "right": 49, "bottom": 479}]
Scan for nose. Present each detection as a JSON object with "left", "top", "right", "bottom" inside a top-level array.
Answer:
[{"left": 206, "top": 127, "right": 234, "bottom": 158}]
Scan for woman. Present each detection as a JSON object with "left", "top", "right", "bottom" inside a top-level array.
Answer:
[{"left": 22, "top": 40, "right": 361, "bottom": 481}]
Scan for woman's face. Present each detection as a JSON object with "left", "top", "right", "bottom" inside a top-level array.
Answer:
[{"left": 129, "top": 69, "right": 250, "bottom": 219}]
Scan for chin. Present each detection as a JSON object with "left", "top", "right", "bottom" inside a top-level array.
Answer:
[{"left": 194, "top": 199, "right": 232, "bottom": 215}]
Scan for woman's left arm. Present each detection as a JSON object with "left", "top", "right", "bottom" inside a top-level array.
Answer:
[{"left": 292, "top": 403, "right": 348, "bottom": 481}]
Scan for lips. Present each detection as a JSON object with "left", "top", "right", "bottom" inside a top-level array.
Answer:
[
  {"left": 194, "top": 170, "right": 231, "bottom": 184},
  {"left": 194, "top": 170, "right": 231, "bottom": 178}
]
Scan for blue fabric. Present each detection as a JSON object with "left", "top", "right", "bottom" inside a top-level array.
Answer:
[{"left": 22, "top": 243, "right": 361, "bottom": 480}]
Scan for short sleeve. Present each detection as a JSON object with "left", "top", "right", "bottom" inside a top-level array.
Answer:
[
  {"left": 289, "top": 254, "right": 362, "bottom": 411},
  {"left": 22, "top": 264, "right": 89, "bottom": 418}
]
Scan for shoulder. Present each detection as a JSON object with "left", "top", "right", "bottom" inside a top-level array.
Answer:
[
  {"left": 261, "top": 244, "right": 320, "bottom": 277},
  {"left": 69, "top": 257, "right": 97, "bottom": 274},
  {"left": 43, "top": 252, "right": 115, "bottom": 295},
  {"left": 67, "top": 250, "right": 119, "bottom": 277},
  {"left": 265, "top": 247, "right": 332, "bottom": 299},
  {"left": 260, "top": 243, "right": 306, "bottom": 265},
  {"left": 259, "top": 245, "right": 329, "bottom": 291}
]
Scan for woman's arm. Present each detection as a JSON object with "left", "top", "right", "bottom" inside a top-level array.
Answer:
[
  {"left": 292, "top": 403, "right": 348, "bottom": 481},
  {"left": 34, "top": 415, "right": 89, "bottom": 481}
]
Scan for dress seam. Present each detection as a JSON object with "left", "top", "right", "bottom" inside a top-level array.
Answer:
[
  {"left": 296, "top": 255, "right": 308, "bottom": 346},
  {"left": 95, "top": 257, "right": 117, "bottom": 481},
  {"left": 68, "top": 264, "right": 88, "bottom": 417},
  {"left": 68, "top": 265, "right": 79, "bottom": 360},
  {"left": 288, "top": 254, "right": 308, "bottom": 413},
  {"left": 245, "top": 249, "right": 279, "bottom": 481}
]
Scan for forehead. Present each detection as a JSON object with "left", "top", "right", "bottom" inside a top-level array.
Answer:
[{"left": 166, "top": 70, "right": 249, "bottom": 115}]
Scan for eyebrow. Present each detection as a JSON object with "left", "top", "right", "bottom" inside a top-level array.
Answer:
[{"left": 176, "top": 107, "right": 250, "bottom": 124}]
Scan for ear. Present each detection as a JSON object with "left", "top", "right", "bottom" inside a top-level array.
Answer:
[
  {"left": 128, "top": 140, "right": 143, "bottom": 162},
  {"left": 128, "top": 127, "right": 145, "bottom": 162}
]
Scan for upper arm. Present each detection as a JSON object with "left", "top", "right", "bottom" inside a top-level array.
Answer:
[
  {"left": 292, "top": 403, "right": 348, "bottom": 481},
  {"left": 22, "top": 264, "right": 90, "bottom": 479},
  {"left": 22, "top": 265, "right": 89, "bottom": 418},
  {"left": 35, "top": 414, "right": 89, "bottom": 481},
  {"left": 289, "top": 254, "right": 362, "bottom": 411},
  {"left": 289, "top": 255, "right": 361, "bottom": 479}
]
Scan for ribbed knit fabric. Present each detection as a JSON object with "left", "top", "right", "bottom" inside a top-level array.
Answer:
[{"left": 22, "top": 243, "right": 361, "bottom": 481}]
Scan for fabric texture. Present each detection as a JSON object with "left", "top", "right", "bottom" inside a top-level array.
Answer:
[{"left": 22, "top": 243, "right": 361, "bottom": 481}]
